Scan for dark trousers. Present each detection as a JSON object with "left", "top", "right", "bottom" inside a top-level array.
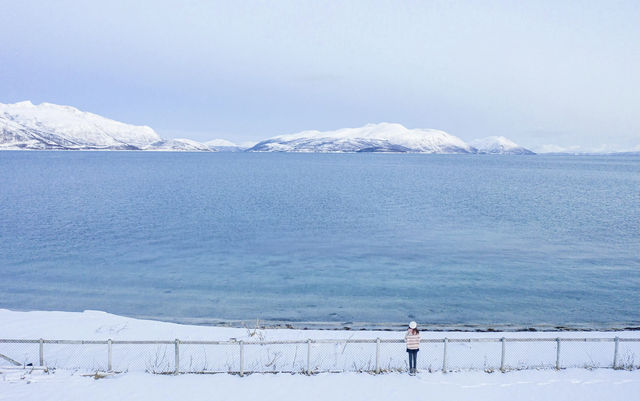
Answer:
[{"left": 407, "top": 349, "right": 418, "bottom": 370}]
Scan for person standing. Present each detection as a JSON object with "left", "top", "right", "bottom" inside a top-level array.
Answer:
[{"left": 405, "top": 321, "right": 420, "bottom": 374}]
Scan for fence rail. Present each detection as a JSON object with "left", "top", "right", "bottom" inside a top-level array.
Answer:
[{"left": 1, "top": 337, "right": 638, "bottom": 375}]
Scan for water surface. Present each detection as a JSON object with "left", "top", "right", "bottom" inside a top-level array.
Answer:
[{"left": 1, "top": 152, "right": 638, "bottom": 328}]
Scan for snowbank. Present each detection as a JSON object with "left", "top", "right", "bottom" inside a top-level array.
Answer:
[
  {"left": 2, "top": 367, "right": 639, "bottom": 401},
  {"left": 1, "top": 310, "right": 639, "bottom": 400},
  {"left": 2, "top": 310, "right": 639, "bottom": 373},
  {"left": 3, "top": 309, "right": 637, "bottom": 342}
]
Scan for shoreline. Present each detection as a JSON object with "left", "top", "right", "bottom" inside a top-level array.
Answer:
[
  {"left": 144, "top": 316, "right": 640, "bottom": 332},
  {"left": 2, "top": 309, "right": 639, "bottom": 339}
]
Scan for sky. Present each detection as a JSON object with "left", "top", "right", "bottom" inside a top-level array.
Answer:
[{"left": 1, "top": 0, "right": 639, "bottom": 152}]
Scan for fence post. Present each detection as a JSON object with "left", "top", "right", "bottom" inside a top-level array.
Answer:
[
  {"left": 239, "top": 341, "right": 244, "bottom": 377},
  {"left": 108, "top": 339, "right": 112, "bottom": 372},
  {"left": 613, "top": 337, "right": 619, "bottom": 369},
  {"left": 442, "top": 338, "right": 448, "bottom": 373},
  {"left": 307, "top": 339, "right": 311, "bottom": 375},
  {"left": 174, "top": 339, "right": 180, "bottom": 374},
  {"left": 39, "top": 338, "right": 44, "bottom": 366},
  {"left": 500, "top": 337, "right": 505, "bottom": 372},
  {"left": 375, "top": 338, "right": 380, "bottom": 374},
  {"left": 555, "top": 338, "right": 561, "bottom": 370}
]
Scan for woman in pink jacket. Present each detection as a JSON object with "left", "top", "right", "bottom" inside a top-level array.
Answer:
[{"left": 405, "top": 321, "right": 420, "bottom": 374}]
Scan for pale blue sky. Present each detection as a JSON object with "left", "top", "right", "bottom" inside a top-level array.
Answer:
[{"left": 1, "top": 0, "right": 639, "bottom": 151}]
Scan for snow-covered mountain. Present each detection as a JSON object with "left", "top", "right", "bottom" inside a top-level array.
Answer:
[
  {"left": 1, "top": 102, "right": 535, "bottom": 155},
  {"left": 205, "top": 139, "right": 247, "bottom": 152},
  {"left": 146, "top": 138, "right": 211, "bottom": 151},
  {"left": 0, "top": 101, "right": 210, "bottom": 151},
  {"left": 248, "top": 123, "right": 476, "bottom": 153},
  {"left": 0, "top": 101, "right": 160, "bottom": 150},
  {"left": 470, "top": 136, "right": 535, "bottom": 155}
]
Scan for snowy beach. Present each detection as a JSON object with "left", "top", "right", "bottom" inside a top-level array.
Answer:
[
  {"left": 1, "top": 310, "right": 639, "bottom": 400},
  {"left": 3, "top": 309, "right": 640, "bottom": 342}
]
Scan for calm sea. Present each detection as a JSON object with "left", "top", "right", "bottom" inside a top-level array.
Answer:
[{"left": 1, "top": 152, "right": 638, "bottom": 329}]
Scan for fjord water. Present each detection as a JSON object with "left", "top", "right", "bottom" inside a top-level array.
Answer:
[{"left": 1, "top": 152, "right": 638, "bottom": 329}]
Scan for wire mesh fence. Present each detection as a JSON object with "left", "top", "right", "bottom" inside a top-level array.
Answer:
[
  {"left": 1, "top": 337, "right": 638, "bottom": 374},
  {"left": 244, "top": 342, "right": 304, "bottom": 373},
  {"left": 504, "top": 338, "right": 557, "bottom": 370},
  {"left": 112, "top": 342, "right": 175, "bottom": 374},
  {"left": 445, "top": 339, "right": 502, "bottom": 371}
]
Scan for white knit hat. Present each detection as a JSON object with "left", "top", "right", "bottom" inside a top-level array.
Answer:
[{"left": 409, "top": 321, "right": 417, "bottom": 329}]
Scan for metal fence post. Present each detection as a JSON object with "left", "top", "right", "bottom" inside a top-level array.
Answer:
[
  {"left": 613, "top": 337, "right": 619, "bottom": 369},
  {"left": 375, "top": 338, "right": 380, "bottom": 374},
  {"left": 39, "top": 338, "right": 44, "bottom": 366},
  {"left": 306, "top": 339, "right": 311, "bottom": 375},
  {"left": 239, "top": 341, "right": 244, "bottom": 376},
  {"left": 500, "top": 337, "right": 506, "bottom": 372},
  {"left": 555, "top": 338, "right": 561, "bottom": 370},
  {"left": 442, "top": 338, "right": 448, "bottom": 372},
  {"left": 108, "top": 339, "right": 112, "bottom": 372},
  {"left": 174, "top": 339, "right": 180, "bottom": 374}
]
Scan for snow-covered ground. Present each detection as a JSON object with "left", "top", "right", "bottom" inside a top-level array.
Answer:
[
  {"left": 1, "top": 309, "right": 638, "bottom": 400},
  {"left": 6, "top": 309, "right": 637, "bottom": 341},
  {"left": 2, "top": 368, "right": 638, "bottom": 401}
]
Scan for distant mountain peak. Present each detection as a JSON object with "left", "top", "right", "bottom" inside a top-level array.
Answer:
[
  {"left": 470, "top": 136, "right": 535, "bottom": 155},
  {"left": 13, "top": 100, "right": 35, "bottom": 107},
  {"left": 203, "top": 138, "right": 251, "bottom": 152},
  {"left": 249, "top": 123, "right": 475, "bottom": 153},
  {"left": 1, "top": 102, "right": 536, "bottom": 155},
  {"left": 205, "top": 139, "right": 237, "bottom": 147},
  {"left": 146, "top": 138, "right": 211, "bottom": 151}
]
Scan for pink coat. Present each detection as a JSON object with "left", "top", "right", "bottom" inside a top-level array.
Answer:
[{"left": 405, "top": 329, "right": 420, "bottom": 350}]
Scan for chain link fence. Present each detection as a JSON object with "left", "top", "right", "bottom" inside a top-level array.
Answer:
[{"left": 1, "top": 337, "right": 638, "bottom": 374}]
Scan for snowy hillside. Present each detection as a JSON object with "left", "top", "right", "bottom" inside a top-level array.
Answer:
[
  {"left": 205, "top": 139, "right": 247, "bottom": 152},
  {"left": 471, "top": 136, "right": 535, "bottom": 155},
  {"left": 147, "top": 138, "right": 211, "bottom": 151},
  {"left": 0, "top": 101, "right": 209, "bottom": 151},
  {"left": 0, "top": 102, "right": 536, "bottom": 154},
  {"left": 248, "top": 123, "right": 476, "bottom": 153},
  {"left": 0, "top": 101, "right": 160, "bottom": 150}
]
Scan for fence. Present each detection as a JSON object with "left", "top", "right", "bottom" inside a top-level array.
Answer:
[{"left": 1, "top": 337, "right": 639, "bottom": 375}]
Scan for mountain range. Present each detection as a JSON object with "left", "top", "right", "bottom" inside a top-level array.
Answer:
[
  {"left": 1, "top": 101, "right": 535, "bottom": 154},
  {"left": 247, "top": 123, "right": 535, "bottom": 154}
]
